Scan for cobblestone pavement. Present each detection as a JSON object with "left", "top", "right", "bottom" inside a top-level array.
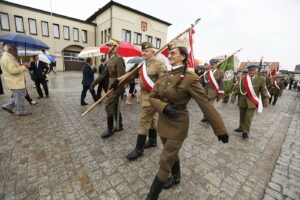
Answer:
[
  {"left": 0, "top": 72, "right": 299, "bottom": 200},
  {"left": 263, "top": 98, "right": 300, "bottom": 200}
]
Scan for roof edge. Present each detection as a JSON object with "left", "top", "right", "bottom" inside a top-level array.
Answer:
[
  {"left": 86, "top": 1, "right": 171, "bottom": 26},
  {"left": 0, "top": 0, "right": 97, "bottom": 26}
]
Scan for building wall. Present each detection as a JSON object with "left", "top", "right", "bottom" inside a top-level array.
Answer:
[{"left": 0, "top": 2, "right": 96, "bottom": 71}]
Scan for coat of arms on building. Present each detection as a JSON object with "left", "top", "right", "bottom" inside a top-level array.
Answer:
[{"left": 141, "top": 21, "right": 147, "bottom": 32}]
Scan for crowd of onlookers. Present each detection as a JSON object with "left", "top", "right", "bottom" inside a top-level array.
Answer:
[{"left": 0, "top": 44, "right": 53, "bottom": 116}]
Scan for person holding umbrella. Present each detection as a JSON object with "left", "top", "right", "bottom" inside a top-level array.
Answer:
[
  {"left": 28, "top": 55, "right": 49, "bottom": 98},
  {"left": 90, "top": 39, "right": 126, "bottom": 139},
  {"left": 1, "top": 44, "right": 32, "bottom": 116}
]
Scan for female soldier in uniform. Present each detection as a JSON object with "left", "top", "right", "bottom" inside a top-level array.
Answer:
[{"left": 146, "top": 38, "right": 229, "bottom": 200}]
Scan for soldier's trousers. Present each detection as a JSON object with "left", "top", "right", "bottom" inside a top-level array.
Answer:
[
  {"left": 157, "top": 137, "right": 184, "bottom": 181},
  {"left": 239, "top": 107, "right": 255, "bottom": 134},
  {"left": 269, "top": 94, "right": 278, "bottom": 105},
  {"left": 139, "top": 106, "right": 156, "bottom": 135},
  {"left": 105, "top": 89, "right": 121, "bottom": 117}
]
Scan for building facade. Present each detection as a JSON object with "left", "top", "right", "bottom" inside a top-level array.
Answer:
[{"left": 0, "top": 0, "right": 170, "bottom": 71}]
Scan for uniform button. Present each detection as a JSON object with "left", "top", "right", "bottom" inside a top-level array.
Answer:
[
  {"left": 168, "top": 83, "right": 170, "bottom": 85},
  {"left": 171, "top": 75, "right": 174, "bottom": 77}
]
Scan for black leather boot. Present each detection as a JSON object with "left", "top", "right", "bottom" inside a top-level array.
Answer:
[
  {"left": 144, "top": 129, "right": 157, "bottom": 149},
  {"left": 163, "top": 161, "right": 181, "bottom": 190},
  {"left": 101, "top": 116, "right": 114, "bottom": 139},
  {"left": 113, "top": 112, "right": 123, "bottom": 132},
  {"left": 126, "top": 134, "right": 147, "bottom": 161},
  {"left": 146, "top": 176, "right": 166, "bottom": 200}
]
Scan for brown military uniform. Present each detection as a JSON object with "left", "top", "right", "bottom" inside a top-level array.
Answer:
[
  {"left": 139, "top": 57, "right": 166, "bottom": 135},
  {"left": 200, "top": 69, "right": 224, "bottom": 101},
  {"left": 231, "top": 75, "right": 268, "bottom": 134},
  {"left": 150, "top": 67, "right": 227, "bottom": 181},
  {"left": 91, "top": 55, "right": 126, "bottom": 117}
]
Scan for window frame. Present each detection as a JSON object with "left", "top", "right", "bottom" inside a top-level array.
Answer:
[
  {"left": 73, "top": 28, "right": 79, "bottom": 42},
  {"left": 28, "top": 18, "right": 37, "bottom": 35},
  {"left": 41, "top": 21, "right": 49, "bottom": 37},
  {"left": 0, "top": 12, "right": 10, "bottom": 31},
  {"left": 14, "top": 15, "right": 25, "bottom": 33},
  {"left": 146, "top": 35, "right": 153, "bottom": 43},
  {"left": 155, "top": 37, "right": 161, "bottom": 49},
  {"left": 53, "top": 23, "right": 60, "bottom": 39},
  {"left": 122, "top": 29, "right": 131, "bottom": 43},
  {"left": 63, "top": 25, "right": 70, "bottom": 40},
  {"left": 133, "top": 32, "right": 142, "bottom": 45},
  {"left": 82, "top": 29, "right": 87, "bottom": 43}
]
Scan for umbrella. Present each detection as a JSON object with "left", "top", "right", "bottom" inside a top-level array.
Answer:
[
  {"left": 0, "top": 33, "right": 49, "bottom": 50},
  {"left": 38, "top": 54, "right": 51, "bottom": 64},
  {"left": 100, "top": 41, "right": 141, "bottom": 57},
  {"left": 44, "top": 54, "right": 56, "bottom": 63},
  {"left": 17, "top": 47, "right": 39, "bottom": 56},
  {"left": 127, "top": 56, "right": 143, "bottom": 64},
  {"left": 78, "top": 47, "right": 103, "bottom": 58}
]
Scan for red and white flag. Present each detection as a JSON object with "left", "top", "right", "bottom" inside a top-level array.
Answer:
[{"left": 162, "top": 28, "right": 196, "bottom": 71}]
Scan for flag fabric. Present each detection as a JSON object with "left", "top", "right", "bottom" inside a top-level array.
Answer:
[
  {"left": 161, "top": 29, "right": 196, "bottom": 71},
  {"left": 217, "top": 55, "right": 235, "bottom": 95}
]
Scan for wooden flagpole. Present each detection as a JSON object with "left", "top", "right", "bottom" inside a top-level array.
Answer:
[{"left": 82, "top": 18, "right": 201, "bottom": 116}]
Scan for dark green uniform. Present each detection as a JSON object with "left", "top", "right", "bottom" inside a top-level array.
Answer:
[{"left": 231, "top": 75, "right": 268, "bottom": 135}]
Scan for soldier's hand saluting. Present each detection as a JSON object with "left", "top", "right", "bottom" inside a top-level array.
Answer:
[
  {"left": 163, "top": 105, "right": 180, "bottom": 118},
  {"left": 217, "top": 134, "right": 229, "bottom": 143}
]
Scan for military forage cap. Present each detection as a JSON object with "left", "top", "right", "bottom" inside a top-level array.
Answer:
[
  {"left": 106, "top": 39, "right": 120, "bottom": 47},
  {"left": 168, "top": 38, "right": 189, "bottom": 50},
  {"left": 209, "top": 59, "right": 219, "bottom": 65},
  {"left": 261, "top": 70, "right": 268, "bottom": 74},
  {"left": 141, "top": 42, "right": 154, "bottom": 50},
  {"left": 247, "top": 65, "right": 258, "bottom": 70}
]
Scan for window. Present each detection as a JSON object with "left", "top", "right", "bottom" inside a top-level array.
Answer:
[
  {"left": 63, "top": 26, "right": 70, "bottom": 40},
  {"left": 82, "top": 30, "right": 87, "bottom": 43},
  {"left": 104, "top": 30, "right": 107, "bottom": 42},
  {"left": 14, "top": 16, "right": 24, "bottom": 33},
  {"left": 122, "top": 29, "right": 131, "bottom": 43},
  {"left": 0, "top": 13, "right": 10, "bottom": 31},
  {"left": 28, "top": 18, "right": 37, "bottom": 35},
  {"left": 146, "top": 35, "right": 153, "bottom": 43},
  {"left": 133, "top": 32, "right": 142, "bottom": 45},
  {"left": 41, "top": 21, "right": 49, "bottom": 37},
  {"left": 63, "top": 52, "right": 84, "bottom": 62},
  {"left": 155, "top": 38, "right": 161, "bottom": 48},
  {"left": 73, "top": 28, "right": 79, "bottom": 41},
  {"left": 101, "top": 31, "right": 103, "bottom": 44},
  {"left": 53, "top": 24, "right": 60, "bottom": 38}
]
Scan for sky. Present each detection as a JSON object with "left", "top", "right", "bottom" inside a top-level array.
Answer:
[{"left": 6, "top": 0, "right": 300, "bottom": 70}]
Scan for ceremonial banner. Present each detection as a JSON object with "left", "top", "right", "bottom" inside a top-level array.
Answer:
[{"left": 217, "top": 55, "right": 234, "bottom": 96}]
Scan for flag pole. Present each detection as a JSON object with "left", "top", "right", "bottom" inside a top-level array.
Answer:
[
  {"left": 82, "top": 18, "right": 201, "bottom": 116},
  {"left": 198, "top": 48, "right": 243, "bottom": 79}
]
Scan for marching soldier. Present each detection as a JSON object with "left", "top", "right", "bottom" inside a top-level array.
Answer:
[
  {"left": 269, "top": 75, "right": 284, "bottom": 105},
  {"left": 126, "top": 42, "right": 167, "bottom": 161},
  {"left": 90, "top": 39, "right": 126, "bottom": 139},
  {"left": 199, "top": 59, "right": 224, "bottom": 121},
  {"left": 231, "top": 65, "right": 268, "bottom": 139},
  {"left": 146, "top": 38, "right": 228, "bottom": 200}
]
